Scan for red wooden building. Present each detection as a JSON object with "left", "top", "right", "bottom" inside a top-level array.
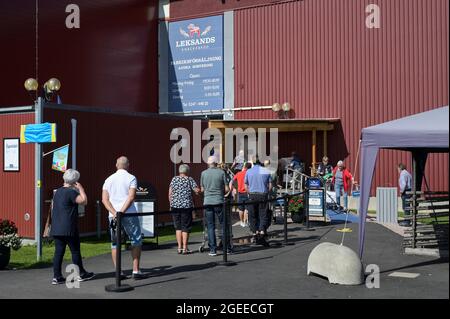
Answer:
[{"left": 0, "top": 0, "right": 448, "bottom": 238}]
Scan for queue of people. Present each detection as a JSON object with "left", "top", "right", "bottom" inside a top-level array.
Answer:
[{"left": 49, "top": 152, "right": 358, "bottom": 285}]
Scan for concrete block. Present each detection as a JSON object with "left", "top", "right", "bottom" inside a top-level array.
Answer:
[{"left": 307, "top": 242, "right": 364, "bottom": 285}]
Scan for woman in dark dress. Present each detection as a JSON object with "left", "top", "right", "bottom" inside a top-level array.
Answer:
[{"left": 50, "top": 169, "right": 94, "bottom": 285}]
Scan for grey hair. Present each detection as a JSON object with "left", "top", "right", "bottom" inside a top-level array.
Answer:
[
  {"left": 63, "top": 169, "right": 80, "bottom": 185},
  {"left": 337, "top": 160, "right": 344, "bottom": 167},
  {"left": 179, "top": 164, "right": 190, "bottom": 174}
]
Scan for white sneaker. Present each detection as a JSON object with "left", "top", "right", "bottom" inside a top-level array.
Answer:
[{"left": 240, "top": 221, "right": 245, "bottom": 227}]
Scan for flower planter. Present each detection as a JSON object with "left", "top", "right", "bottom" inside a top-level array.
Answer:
[
  {"left": 291, "top": 211, "right": 304, "bottom": 223},
  {"left": 0, "top": 245, "right": 11, "bottom": 270}
]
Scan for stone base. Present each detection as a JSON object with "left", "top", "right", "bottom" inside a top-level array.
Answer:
[{"left": 307, "top": 242, "right": 364, "bottom": 285}]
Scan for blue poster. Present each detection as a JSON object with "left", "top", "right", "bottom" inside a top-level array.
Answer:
[{"left": 168, "top": 15, "right": 223, "bottom": 112}]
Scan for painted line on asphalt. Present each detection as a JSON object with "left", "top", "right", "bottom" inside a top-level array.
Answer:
[{"left": 388, "top": 272, "right": 420, "bottom": 278}]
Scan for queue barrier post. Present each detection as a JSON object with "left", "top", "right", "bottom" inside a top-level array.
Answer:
[
  {"left": 303, "top": 188, "right": 315, "bottom": 231},
  {"left": 282, "top": 195, "right": 295, "bottom": 246},
  {"left": 216, "top": 198, "right": 236, "bottom": 266},
  {"left": 105, "top": 212, "right": 134, "bottom": 292},
  {"left": 223, "top": 201, "right": 228, "bottom": 263},
  {"left": 95, "top": 200, "right": 101, "bottom": 239}
]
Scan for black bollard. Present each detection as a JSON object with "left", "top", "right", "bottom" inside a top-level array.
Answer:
[
  {"left": 304, "top": 190, "right": 315, "bottom": 231},
  {"left": 96, "top": 200, "right": 101, "bottom": 239},
  {"left": 105, "top": 212, "right": 134, "bottom": 292},
  {"left": 223, "top": 201, "right": 228, "bottom": 263},
  {"left": 283, "top": 195, "right": 295, "bottom": 245},
  {"left": 216, "top": 200, "right": 236, "bottom": 267}
]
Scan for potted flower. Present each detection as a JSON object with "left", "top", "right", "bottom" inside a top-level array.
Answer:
[
  {"left": 288, "top": 196, "right": 304, "bottom": 223},
  {"left": 0, "top": 219, "right": 22, "bottom": 270}
]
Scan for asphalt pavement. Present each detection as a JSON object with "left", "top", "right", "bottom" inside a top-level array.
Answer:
[{"left": 0, "top": 217, "right": 448, "bottom": 299}]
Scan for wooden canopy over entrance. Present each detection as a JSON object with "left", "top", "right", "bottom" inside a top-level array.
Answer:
[{"left": 208, "top": 118, "right": 340, "bottom": 174}]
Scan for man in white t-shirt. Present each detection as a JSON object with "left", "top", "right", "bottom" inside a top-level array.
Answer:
[{"left": 102, "top": 156, "right": 145, "bottom": 279}]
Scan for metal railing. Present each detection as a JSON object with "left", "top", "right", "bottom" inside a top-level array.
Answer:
[{"left": 284, "top": 167, "right": 310, "bottom": 193}]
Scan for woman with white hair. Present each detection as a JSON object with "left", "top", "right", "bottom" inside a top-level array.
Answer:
[
  {"left": 50, "top": 169, "right": 94, "bottom": 285},
  {"left": 331, "top": 160, "right": 354, "bottom": 212},
  {"left": 168, "top": 164, "right": 200, "bottom": 254}
]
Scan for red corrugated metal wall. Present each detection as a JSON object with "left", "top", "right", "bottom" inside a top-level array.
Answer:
[
  {"left": 233, "top": 0, "right": 449, "bottom": 192},
  {"left": 43, "top": 107, "right": 207, "bottom": 234},
  {"left": 0, "top": 0, "right": 159, "bottom": 112},
  {"left": 0, "top": 112, "right": 35, "bottom": 238},
  {"left": 169, "top": 0, "right": 281, "bottom": 20}
]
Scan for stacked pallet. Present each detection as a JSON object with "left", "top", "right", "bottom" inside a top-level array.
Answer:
[{"left": 403, "top": 191, "right": 449, "bottom": 251}]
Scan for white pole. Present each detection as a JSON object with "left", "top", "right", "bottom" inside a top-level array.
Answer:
[
  {"left": 340, "top": 211, "right": 350, "bottom": 245},
  {"left": 35, "top": 97, "right": 43, "bottom": 261},
  {"left": 42, "top": 144, "right": 69, "bottom": 157},
  {"left": 71, "top": 119, "right": 77, "bottom": 170},
  {"left": 285, "top": 167, "right": 288, "bottom": 194}
]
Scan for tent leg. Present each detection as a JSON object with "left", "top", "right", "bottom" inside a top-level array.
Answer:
[{"left": 412, "top": 155, "right": 417, "bottom": 249}]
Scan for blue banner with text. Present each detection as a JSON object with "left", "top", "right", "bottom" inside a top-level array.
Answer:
[{"left": 168, "top": 15, "right": 224, "bottom": 113}]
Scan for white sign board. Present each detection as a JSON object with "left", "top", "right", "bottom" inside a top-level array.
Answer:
[
  {"left": 136, "top": 201, "right": 155, "bottom": 237},
  {"left": 309, "top": 198, "right": 321, "bottom": 206},
  {"left": 308, "top": 189, "right": 325, "bottom": 216},
  {"left": 3, "top": 138, "right": 19, "bottom": 172}
]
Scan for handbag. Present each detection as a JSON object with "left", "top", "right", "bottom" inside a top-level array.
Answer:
[{"left": 43, "top": 202, "right": 53, "bottom": 240}]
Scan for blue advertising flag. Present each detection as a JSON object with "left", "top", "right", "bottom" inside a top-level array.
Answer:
[
  {"left": 52, "top": 145, "right": 69, "bottom": 172},
  {"left": 20, "top": 123, "right": 57, "bottom": 143}
]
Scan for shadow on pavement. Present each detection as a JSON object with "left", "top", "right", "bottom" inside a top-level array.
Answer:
[
  {"left": 142, "top": 262, "right": 218, "bottom": 278},
  {"left": 133, "top": 276, "right": 187, "bottom": 288},
  {"left": 380, "top": 257, "right": 449, "bottom": 274}
]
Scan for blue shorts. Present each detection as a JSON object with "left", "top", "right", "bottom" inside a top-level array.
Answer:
[
  {"left": 109, "top": 216, "right": 142, "bottom": 248},
  {"left": 237, "top": 193, "right": 249, "bottom": 211}
]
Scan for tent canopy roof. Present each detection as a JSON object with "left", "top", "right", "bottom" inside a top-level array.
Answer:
[
  {"left": 361, "top": 106, "right": 449, "bottom": 150},
  {"left": 358, "top": 106, "right": 449, "bottom": 259}
]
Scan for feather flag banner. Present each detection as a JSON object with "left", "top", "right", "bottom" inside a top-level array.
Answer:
[
  {"left": 20, "top": 123, "right": 57, "bottom": 143},
  {"left": 51, "top": 144, "right": 69, "bottom": 172}
]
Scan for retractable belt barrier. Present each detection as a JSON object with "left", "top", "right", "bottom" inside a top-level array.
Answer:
[{"left": 105, "top": 191, "right": 305, "bottom": 292}]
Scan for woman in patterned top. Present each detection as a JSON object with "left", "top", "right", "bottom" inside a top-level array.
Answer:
[{"left": 168, "top": 164, "right": 200, "bottom": 254}]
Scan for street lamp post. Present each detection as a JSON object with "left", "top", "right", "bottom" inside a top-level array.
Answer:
[
  {"left": 24, "top": 77, "right": 61, "bottom": 261},
  {"left": 35, "top": 96, "right": 43, "bottom": 261}
]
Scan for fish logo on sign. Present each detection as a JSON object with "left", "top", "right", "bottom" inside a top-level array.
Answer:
[{"left": 179, "top": 23, "right": 211, "bottom": 38}]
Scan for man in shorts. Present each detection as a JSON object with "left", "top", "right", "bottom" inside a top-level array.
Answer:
[{"left": 102, "top": 156, "right": 145, "bottom": 279}]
